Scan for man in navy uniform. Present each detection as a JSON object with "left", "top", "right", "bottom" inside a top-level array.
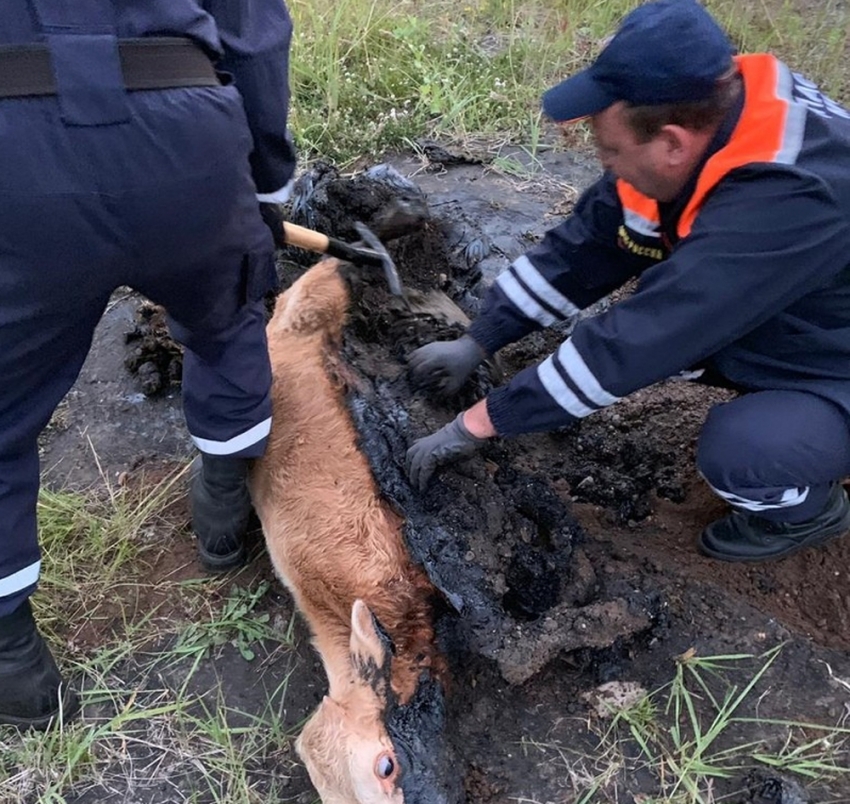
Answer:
[
  {"left": 406, "top": 0, "right": 850, "bottom": 564},
  {"left": 0, "top": 0, "right": 296, "bottom": 729}
]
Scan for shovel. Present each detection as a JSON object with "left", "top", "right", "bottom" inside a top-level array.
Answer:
[{"left": 281, "top": 220, "right": 404, "bottom": 298}]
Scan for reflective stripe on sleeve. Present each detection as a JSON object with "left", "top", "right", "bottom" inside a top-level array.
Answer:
[
  {"left": 256, "top": 178, "right": 295, "bottom": 204},
  {"left": 537, "top": 338, "right": 620, "bottom": 417},
  {"left": 496, "top": 255, "right": 580, "bottom": 327}
]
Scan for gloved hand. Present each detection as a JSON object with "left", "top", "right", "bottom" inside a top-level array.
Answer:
[
  {"left": 405, "top": 413, "right": 489, "bottom": 492},
  {"left": 408, "top": 335, "right": 487, "bottom": 396},
  {"left": 259, "top": 202, "right": 288, "bottom": 250}
]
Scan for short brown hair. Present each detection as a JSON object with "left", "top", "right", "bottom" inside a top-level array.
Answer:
[{"left": 623, "top": 69, "right": 742, "bottom": 142}]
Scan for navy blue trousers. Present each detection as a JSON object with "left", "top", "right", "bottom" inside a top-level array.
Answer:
[
  {"left": 697, "top": 390, "right": 850, "bottom": 523},
  {"left": 0, "top": 86, "right": 277, "bottom": 615}
]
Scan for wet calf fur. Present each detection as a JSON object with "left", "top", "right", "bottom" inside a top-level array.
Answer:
[{"left": 248, "top": 259, "right": 445, "bottom": 804}]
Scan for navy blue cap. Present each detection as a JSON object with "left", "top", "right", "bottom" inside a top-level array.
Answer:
[{"left": 543, "top": 0, "right": 735, "bottom": 122}]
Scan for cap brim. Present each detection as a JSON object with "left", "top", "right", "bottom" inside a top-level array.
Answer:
[{"left": 542, "top": 69, "right": 616, "bottom": 123}]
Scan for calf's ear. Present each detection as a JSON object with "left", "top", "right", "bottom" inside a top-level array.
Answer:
[{"left": 349, "top": 599, "right": 390, "bottom": 669}]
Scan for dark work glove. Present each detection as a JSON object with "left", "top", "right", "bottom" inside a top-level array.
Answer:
[
  {"left": 259, "top": 202, "right": 288, "bottom": 250},
  {"left": 408, "top": 335, "right": 487, "bottom": 396},
  {"left": 405, "top": 413, "right": 488, "bottom": 492}
]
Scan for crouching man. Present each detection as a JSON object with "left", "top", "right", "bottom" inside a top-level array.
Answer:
[{"left": 406, "top": 0, "right": 850, "bottom": 563}]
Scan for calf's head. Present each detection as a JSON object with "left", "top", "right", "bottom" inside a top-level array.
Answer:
[{"left": 296, "top": 600, "right": 403, "bottom": 804}]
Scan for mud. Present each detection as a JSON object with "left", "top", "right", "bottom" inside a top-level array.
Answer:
[
  {"left": 343, "top": 297, "right": 658, "bottom": 685},
  {"left": 124, "top": 299, "right": 183, "bottom": 396},
  {"left": 40, "top": 149, "right": 850, "bottom": 804}
]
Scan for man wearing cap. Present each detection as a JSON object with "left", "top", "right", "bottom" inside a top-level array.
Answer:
[{"left": 405, "top": 0, "right": 850, "bottom": 563}]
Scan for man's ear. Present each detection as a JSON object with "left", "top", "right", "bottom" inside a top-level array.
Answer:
[
  {"left": 658, "top": 124, "right": 689, "bottom": 165},
  {"left": 660, "top": 124, "right": 712, "bottom": 169}
]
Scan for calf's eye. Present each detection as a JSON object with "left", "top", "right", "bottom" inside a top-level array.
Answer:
[{"left": 375, "top": 753, "right": 395, "bottom": 779}]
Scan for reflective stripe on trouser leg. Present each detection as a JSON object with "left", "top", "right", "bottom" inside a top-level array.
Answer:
[
  {"left": 702, "top": 480, "right": 812, "bottom": 514},
  {"left": 0, "top": 450, "right": 43, "bottom": 618},
  {"left": 697, "top": 389, "right": 850, "bottom": 523},
  {"left": 176, "top": 299, "right": 273, "bottom": 460}
]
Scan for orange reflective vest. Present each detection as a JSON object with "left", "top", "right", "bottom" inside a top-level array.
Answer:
[{"left": 617, "top": 53, "right": 812, "bottom": 249}]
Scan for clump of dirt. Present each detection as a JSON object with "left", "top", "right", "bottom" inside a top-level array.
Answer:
[
  {"left": 280, "top": 161, "right": 496, "bottom": 318},
  {"left": 286, "top": 161, "right": 429, "bottom": 244},
  {"left": 124, "top": 301, "right": 182, "bottom": 396}
]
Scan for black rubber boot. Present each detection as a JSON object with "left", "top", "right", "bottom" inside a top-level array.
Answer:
[
  {"left": 699, "top": 483, "right": 850, "bottom": 562},
  {"left": 0, "top": 600, "right": 80, "bottom": 730},
  {"left": 190, "top": 454, "right": 252, "bottom": 572}
]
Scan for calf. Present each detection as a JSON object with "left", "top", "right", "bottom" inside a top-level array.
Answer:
[{"left": 249, "top": 259, "right": 446, "bottom": 804}]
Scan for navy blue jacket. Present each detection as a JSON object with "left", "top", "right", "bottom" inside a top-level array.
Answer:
[
  {"left": 3, "top": 0, "right": 296, "bottom": 194},
  {"left": 469, "top": 56, "right": 850, "bottom": 438}
]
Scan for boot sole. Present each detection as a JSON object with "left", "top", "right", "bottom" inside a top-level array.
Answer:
[{"left": 0, "top": 686, "right": 81, "bottom": 731}]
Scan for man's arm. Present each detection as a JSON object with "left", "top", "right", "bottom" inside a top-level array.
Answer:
[
  {"left": 485, "top": 167, "right": 850, "bottom": 438},
  {"left": 467, "top": 171, "right": 651, "bottom": 355},
  {"left": 202, "top": 0, "right": 297, "bottom": 197},
  {"left": 408, "top": 172, "right": 652, "bottom": 397}
]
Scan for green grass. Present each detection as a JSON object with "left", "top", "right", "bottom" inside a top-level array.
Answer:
[
  {"left": 35, "top": 470, "right": 181, "bottom": 641},
  {"left": 175, "top": 692, "right": 299, "bottom": 804},
  {"left": 167, "top": 580, "right": 295, "bottom": 686},
  {"left": 540, "top": 646, "right": 850, "bottom": 804},
  {"left": 1, "top": 472, "right": 301, "bottom": 804},
  {"left": 287, "top": 0, "right": 849, "bottom": 165}
]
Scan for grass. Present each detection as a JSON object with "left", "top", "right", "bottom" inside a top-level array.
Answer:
[
  {"left": 3, "top": 690, "right": 299, "bottom": 803},
  {"left": 168, "top": 580, "right": 293, "bottom": 683},
  {"left": 35, "top": 466, "right": 184, "bottom": 645},
  {"left": 1, "top": 469, "right": 301, "bottom": 804},
  {"left": 176, "top": 693, "right": 298, "bottom": 804},
  {"left": 286, "top": 0, "right": 849, "bottom": 165},
  {"left": 536, "top": 646, "right": 850, "bottom": 804}
]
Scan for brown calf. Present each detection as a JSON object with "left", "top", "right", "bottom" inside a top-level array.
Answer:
[{"left": 249, "top": 259, "right": 444, "bottom": 804}]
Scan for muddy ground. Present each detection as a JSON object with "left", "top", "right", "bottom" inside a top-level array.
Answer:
[{"left": 40, "top": 148, "right": 850, "bottom": 804}]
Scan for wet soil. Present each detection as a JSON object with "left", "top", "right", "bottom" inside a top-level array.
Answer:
[{"left": 40, "top": 148, "right": 850, "bottom": 804}]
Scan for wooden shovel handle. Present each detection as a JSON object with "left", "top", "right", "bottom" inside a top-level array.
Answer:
[{"left": 281, "top": 222, "right": 331, "bottom": 254}]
